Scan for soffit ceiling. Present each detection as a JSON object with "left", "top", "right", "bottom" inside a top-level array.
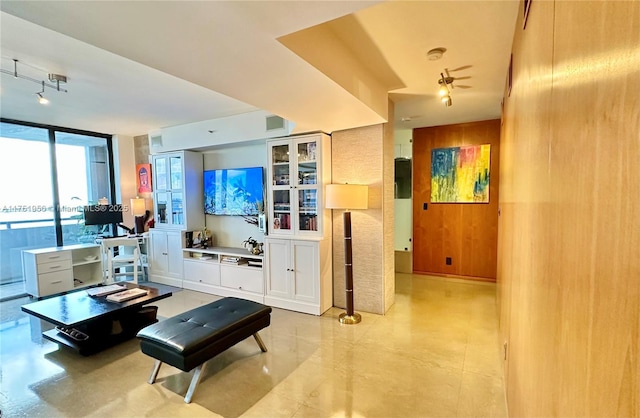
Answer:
[{"left": 0, "top": 1, "right": 518, "bottom": 137}]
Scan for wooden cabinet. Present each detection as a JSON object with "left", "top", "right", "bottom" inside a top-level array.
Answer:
[
  {"left": 182, "top": 247, "right": 264, "bottom": 303},
  {"left": 266, "top": 133, "right": 331, "bottom": 238},
  {"left": 151, "top": 150, "right": 204, "bottom": 231},
  {"left": 148, "top": 229, "right": 183, "bottom": 287},
  {"left": 22, "top": 244, "right": 103, "bottom": 298},
  {"left": 264, "top": 238, "right": 332, "bottom": 315}
]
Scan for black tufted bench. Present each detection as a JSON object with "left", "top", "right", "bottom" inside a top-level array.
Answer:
[{"left": 136, "top": 297, "right": 271, "bottom": 403}]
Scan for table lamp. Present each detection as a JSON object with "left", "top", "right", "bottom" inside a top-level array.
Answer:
[
  {"left": 325, "top": 183, "right": 368, "bottom": 324},
  {"left": 131, "top": 197, "right": 146, "bottom": 235}
]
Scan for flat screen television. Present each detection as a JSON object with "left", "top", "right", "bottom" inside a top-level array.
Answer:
[
  {"left": 204, "top": 167, "right": 264, "bottom": 216},
  {"left": 83, "top": 204, "right": 124, "bottom": 225}
]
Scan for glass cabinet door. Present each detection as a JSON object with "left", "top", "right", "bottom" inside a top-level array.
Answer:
[
  {"left": 271, "top": 144, "right": 290, "bottom": 186},
  {"left": 272, "top": 189, "right": 291, "bottom": 231},
  {"left": 155, "top": 157, "right": 168, "bottom": 191},
  {"left": 295, "top": 137, "right": 319, "bottom": 233},
  {"left": 169, "top": 156, "right": 183, "bottom": 190},
  {"left": 268, "top": 136, "right": 325, "bottom": 236},
  {"left": 171, "top": 192, "right": 184, "bottom": 226},
  {"left": 155, "top": 192, "right": 168, "bottom": 225},
  {"left": 298, "top": 189, "right": 318, "bottom": 231}
]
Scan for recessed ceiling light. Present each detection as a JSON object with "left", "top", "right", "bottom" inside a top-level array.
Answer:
[{"left": 427, "top": 47, "right": 447, "bottom": 61}]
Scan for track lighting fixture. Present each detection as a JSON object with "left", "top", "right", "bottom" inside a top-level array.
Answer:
[
  {"left": 438, "top": 72, "right": 454, "bottom": 107},
  {"left": 0, "top": 59, "right": 67, "bottom": 104},
  {"left": 36, "top": 81, "right": 49, "bottom": 104}
]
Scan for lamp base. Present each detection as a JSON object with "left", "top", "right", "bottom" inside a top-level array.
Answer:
[{"left": 339, "top": 312, "right": 362, "bottom": 325}]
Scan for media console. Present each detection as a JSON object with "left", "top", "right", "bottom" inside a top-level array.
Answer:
[{"left": 182, "top": 246, "right": 264, "bottom": 303}]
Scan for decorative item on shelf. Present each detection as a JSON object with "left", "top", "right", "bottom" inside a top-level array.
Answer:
[
  {"left": 202, "top": 228, "right": 212, "bottom": 248},
  {"left": 325, "top": 183, "right": 369, "bottom": 325},
  {"left": 192, "top": 228, "right": 213, "bottom": 249},
  {"left": 242, "top": 237, "right": 263, "bottom": 254}
]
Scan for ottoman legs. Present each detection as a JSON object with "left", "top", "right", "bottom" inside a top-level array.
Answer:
[
  {"left": 148, "top": 359, "right": 162, "bottom": 384},
  {"left": 185, "top": 363, "right": 207, "bottom": 404},
  {"left": 253, "top": 332, "right": 267, "bottom": 352}
]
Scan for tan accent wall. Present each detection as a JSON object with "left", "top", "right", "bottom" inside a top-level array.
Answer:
[
  {"left": 499, "top": 1, "right": 640, "bottom": 416},
  {"left": 134, "top": 134, "right": 150, "bottom": 165},
  {"left": 412, "top": 120, "right": 500, "bottom": 280},
  {"left": 332, "top": 113, "right": 395, "bottom": 314},
  {"left": 383, "top": 99, "right": 396, "bottom": 313}
]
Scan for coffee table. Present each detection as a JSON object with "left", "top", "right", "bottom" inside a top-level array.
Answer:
[{"left": 22, "top": 283, "right": 172, "bottom": 355}]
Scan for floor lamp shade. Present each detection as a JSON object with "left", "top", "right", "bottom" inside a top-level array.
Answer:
[
  {"left": 325, "top": 184, "right": 368, "bottom": 210},
  {"left": 130, "top": 197, "right": 146, "bottom": 234},
  {"left": 325, "top": 184, "right": 368, "bottom": 324}
]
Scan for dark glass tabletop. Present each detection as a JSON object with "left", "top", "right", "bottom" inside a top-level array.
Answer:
[{"left": 21, "top": 283, "right": 172, "bottom": 328}]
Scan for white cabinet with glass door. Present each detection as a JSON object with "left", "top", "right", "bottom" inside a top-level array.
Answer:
[
  {"left": 151, "top": 151, "right": 204, "bottom": 231},
  {"left": 150, "top": 150, "right": 203, "bottom": 286},
  {"left": 266, "top": 133, "right": 331, "bottom": 238},
  {"left": 265, "top": 133, "right": 332, "bottom": 315}
]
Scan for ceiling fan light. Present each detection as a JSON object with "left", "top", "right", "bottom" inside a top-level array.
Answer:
[
  {"left": 439, "top": 85, "right": 449, "bottom": 97},
  {"left": 441, "top": 94, "right": 450, "bottom": 103}
]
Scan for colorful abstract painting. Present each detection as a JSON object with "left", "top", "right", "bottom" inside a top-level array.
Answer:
[{"left": 431, "top": 144, "right": 491, "bottom": 203}]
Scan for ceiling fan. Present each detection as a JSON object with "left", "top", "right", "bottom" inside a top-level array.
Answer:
[{"left": 439, "top": 68, "right": 473, "bottom": 90}]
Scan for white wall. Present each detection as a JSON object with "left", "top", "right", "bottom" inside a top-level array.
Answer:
[
  {"left": 394, "top": 129, "right": 412, "bottom": 252},
  {"left": 202, "top": 141, "right": 267, "bottom": 247}
]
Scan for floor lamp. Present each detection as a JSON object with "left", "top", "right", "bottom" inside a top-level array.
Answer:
[{"left": 325, "top": 183, "right": 368, "bottom": 324}]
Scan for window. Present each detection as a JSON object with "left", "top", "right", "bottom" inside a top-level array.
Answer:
[{"left": 0, "top": 120, "right": 113, "bottom": 300}]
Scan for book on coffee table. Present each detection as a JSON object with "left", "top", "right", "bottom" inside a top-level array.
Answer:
[
  {"left": 106, "top": 288, "right": 148, "bottom": 303},
  {"left": 86, "top": 284, "right": 127, "bottom": 297}
]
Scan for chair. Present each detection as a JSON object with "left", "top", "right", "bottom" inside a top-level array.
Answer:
[{"left": 102, "top": 237, "right": 145, "bottom": 284}]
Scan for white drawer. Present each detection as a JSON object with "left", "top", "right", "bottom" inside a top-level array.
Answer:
[
  {"left": 37, "top": 259, "right": 72, "bottom": 274},
  {"left": 220, "top": 265, "right": 263, "bottom": 294},
  {"left": 36, "top": 251, "right": 71, "bottom": 264},
  {"left": 184, "top": 259, "right": 220, "bottom": 286},
  {"left": 38, "top": 270, "right": 73, "bottom": 296}
]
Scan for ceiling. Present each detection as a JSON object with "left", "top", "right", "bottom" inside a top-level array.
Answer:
[{"left": 0, "top": 1, "right": 519, "bottom": 138}]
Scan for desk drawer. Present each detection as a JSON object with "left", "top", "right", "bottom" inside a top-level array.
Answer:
[
  {"left": 38, "top": 259, "right": 72, "bottom": 274},
  {"left": 38, "top": 270, "right": 73, "bottom": 296},
  {"left": 36, "top": 251, "right": 71, "bottom": 264},
  {"left": 220, "top": 265, "right": 263, "bottom": 294}
]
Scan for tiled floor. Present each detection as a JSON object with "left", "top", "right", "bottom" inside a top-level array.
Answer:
[{"left": 0, "top": 274, "right": 506, "bottom": 417}]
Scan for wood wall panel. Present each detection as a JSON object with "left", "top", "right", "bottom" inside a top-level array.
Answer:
[
  {"left": 499, "top": 0, "right": 640, "bottom": 416},
  {"left": 413, "top": 119, "right": 500, "bottom": 280}
]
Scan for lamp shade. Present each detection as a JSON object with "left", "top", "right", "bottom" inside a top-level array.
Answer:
[
  {"left": 130, "top": 197, "right": 146, "bottom": 216},
  {"left": 325, "top": 184, "right": 368, "bottom": 210}
]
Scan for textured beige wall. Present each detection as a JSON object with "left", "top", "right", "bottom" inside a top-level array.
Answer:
[
  {"left": 383, "top": 99, "right": 395, "bottom": 312},
  {"left": 332, "top": 116, "right": 394, "bottom": 315},
  {"left": 134, "top": 134, "right": 150, "bottom": 165}
]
